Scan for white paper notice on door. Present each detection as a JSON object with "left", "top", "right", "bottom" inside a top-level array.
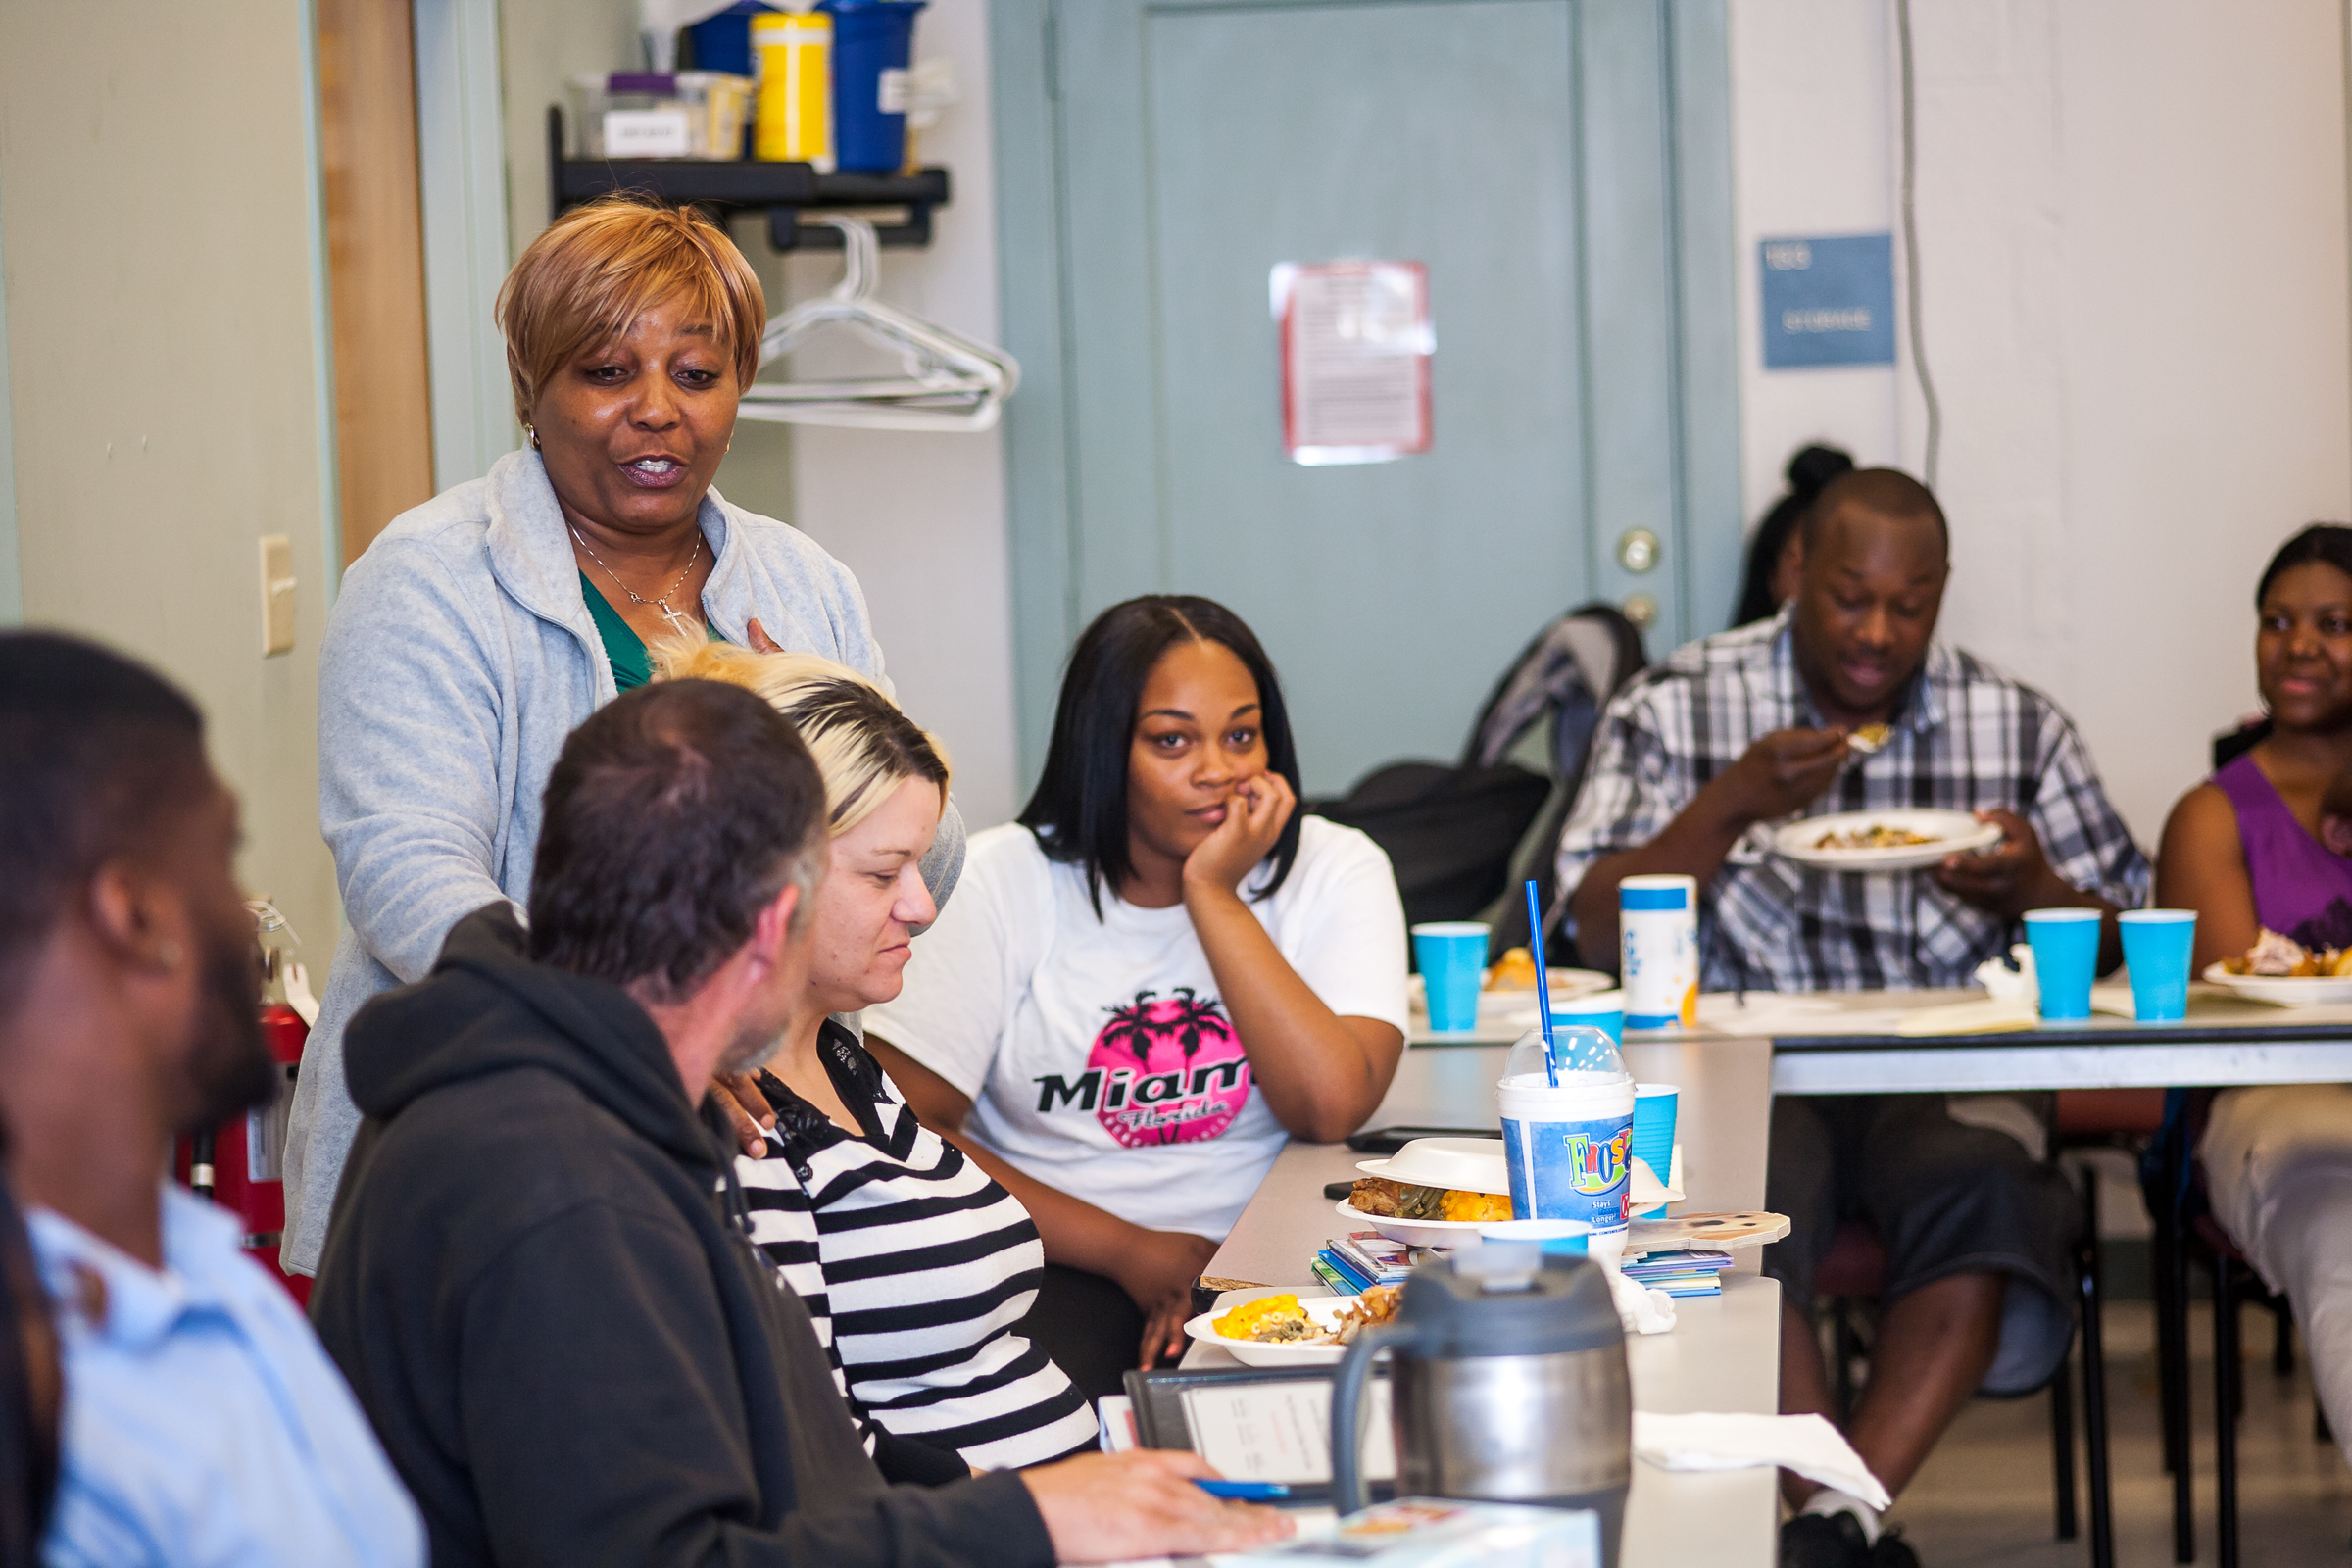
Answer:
[
  {"left": 1273, "top": 261, "right": 1434, "bottom": 466},
  {"left": 1179, "top": 1378, "right": 1397, "bottom": 1484}
]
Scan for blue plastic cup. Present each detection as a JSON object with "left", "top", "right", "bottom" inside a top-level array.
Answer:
[
  {"left": 2120, "top": 909, "right": 2197, "bottom": 1022},
  {"left": 820, "top": 0, "right": 925, "bottom": 172},
  {"left": 1631, "top": 1084, "right": 1679, "bottom": 1217},
  {"left": 1413, "top": 922, "right": 1490, "bottom": 1032},
  {"left": 2025, "top": 908, "right": 2104, "bottom": 1021},
  {"left": 1551, "top": 990, "right": 1625, "bottom": 1045}
]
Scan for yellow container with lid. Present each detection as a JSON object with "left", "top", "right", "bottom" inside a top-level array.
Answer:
[{"left": 752, "top": 11, "right": 833, "bottom": 168}]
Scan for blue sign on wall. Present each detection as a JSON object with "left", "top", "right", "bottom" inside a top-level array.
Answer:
[{"left": 1759, "top": 233, "right": 1896, "bottom": 369}]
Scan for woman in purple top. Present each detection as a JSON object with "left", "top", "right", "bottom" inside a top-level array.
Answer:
[{"left": 2157, "top": 522, "right": 2352, "bottom": 1459}]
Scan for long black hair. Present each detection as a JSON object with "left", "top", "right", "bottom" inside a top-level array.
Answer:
[
  {"left": 2257, "top": 524, "right": 2352, "bottom": 607},
  {"left": 1018, "top": 596, "right": 1303, "bottom": 915},
  {"left": 1731, "top": 444, "right": 1854, "bottom": 628}
]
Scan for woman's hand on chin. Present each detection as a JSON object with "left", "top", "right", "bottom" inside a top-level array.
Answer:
[{"left": 1181, "top": 772, "right": 1297, "bottom": 903}]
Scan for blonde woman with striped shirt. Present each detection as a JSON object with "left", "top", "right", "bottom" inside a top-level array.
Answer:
[{"left": 656, "top": 642, "right": 1097, "bottom": 1473}]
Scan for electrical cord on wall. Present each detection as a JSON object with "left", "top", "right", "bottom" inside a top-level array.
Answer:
[{"left": 1896, "top": 0, "right": 1941, "bottom": 488}]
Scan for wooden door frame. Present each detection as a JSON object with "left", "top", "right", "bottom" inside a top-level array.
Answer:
[
  {"left": 989, "top": 0, "right": 1741, "bottom": 784},
  {"left": 317, "top": 0, "right": 439, "bottom": 570},
  {"left": 0, "top": 189, "right": 19, "bottom": 621}
]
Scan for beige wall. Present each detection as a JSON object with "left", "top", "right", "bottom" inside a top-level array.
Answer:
[
  {"left": 501, "top": 0, "right": 641, "bottom": 268},
  {"left": 0, "top": 2, "right": 341, "bottom": 956}
]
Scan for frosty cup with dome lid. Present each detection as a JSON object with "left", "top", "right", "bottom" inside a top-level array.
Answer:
[{"left": 1496, "top": 1025, "right": 1636, "bottom": 1252}]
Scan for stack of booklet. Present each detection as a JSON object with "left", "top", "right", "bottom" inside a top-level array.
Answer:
[
  {"left": 1311, "top": 1231, "right": 1415, "bottom": 1296},
  {"left": 1620, "top": 1248, "right": 1735, "bottom": 1298}
]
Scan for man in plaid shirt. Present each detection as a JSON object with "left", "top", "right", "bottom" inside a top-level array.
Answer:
[{"left": 1556, "top": 469, "right": 2149, "bottom": 1568}]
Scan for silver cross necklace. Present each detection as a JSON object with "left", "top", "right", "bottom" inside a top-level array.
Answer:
[{"left": 571, "top": 525, "right": 705, "bottom": 637}]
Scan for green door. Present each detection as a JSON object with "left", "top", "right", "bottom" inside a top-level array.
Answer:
[{"left": 994, "top": 0, "right": 1739, "bottom": 793}]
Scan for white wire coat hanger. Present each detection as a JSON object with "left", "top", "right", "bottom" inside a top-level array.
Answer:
[{"left": 735, "top": 215, "right": 1020, "bottom": 432}]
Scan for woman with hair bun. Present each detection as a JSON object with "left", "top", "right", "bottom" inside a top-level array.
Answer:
[
  {"left": 1731, "top": 443, "right": 1855, "bottom": 628},
  {"left": 2158, "top": 522, "right": 2352, "bottom": 1467},
  {"left": 284, "top": 194, "right": 961, "bottom": 1279},
  {"left": 862, "top": 596, "right": 1410, "bottom": 1400}
]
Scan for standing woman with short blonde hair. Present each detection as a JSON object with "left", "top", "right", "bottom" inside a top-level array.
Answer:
[{"left": 283, "top": 196, "right": 962, "bottom": 1277}]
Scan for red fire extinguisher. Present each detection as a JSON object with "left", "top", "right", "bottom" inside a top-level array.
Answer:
[{"left": 175, "top": 907, "right": 313, "bottom": 1307}]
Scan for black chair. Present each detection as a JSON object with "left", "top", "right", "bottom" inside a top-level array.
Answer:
[
  {"left": 2143, "top": 1091, "right": 2328, "bottom": 1567},
  {"left": 1308, "top": 602, "right": 1646, "bottom": 956},
  {"left": 1816, "top": 1159, "right": 2116, "bottom": 1568}
]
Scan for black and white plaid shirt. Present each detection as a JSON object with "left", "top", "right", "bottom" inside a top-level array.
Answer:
[{"left": 1555, "top": 610, "right": 2151, "bottom": 992}]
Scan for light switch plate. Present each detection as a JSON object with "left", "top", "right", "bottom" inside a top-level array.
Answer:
[{"left": 260, "top": 535, "right": 296, "bottom": 658}]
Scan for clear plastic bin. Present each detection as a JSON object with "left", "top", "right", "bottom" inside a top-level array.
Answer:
[{"left": 567, "top": 72, "right": 752, "bottom": 160}]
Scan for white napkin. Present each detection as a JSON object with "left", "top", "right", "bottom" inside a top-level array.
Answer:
[
  {"left": 1631, "top": 1411, "right": 1890, "bottom": 1508},
  {"left": 1609, "top": 1268, "right": 1677, "bottom": 1336},
  {"left": 1974, "top": 945, "right": 2037, "bottom": 1003},
  {"left": 1894, "top": 997, "right": 2039, "bottom": 1036},
  {"left": 1628, "top": 1147, "right": 1684, "bottom": 1207}
]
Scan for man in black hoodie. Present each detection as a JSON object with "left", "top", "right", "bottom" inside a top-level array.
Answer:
[{"left": 312, "top": 679, "right": 1287, "bottom": 1568}]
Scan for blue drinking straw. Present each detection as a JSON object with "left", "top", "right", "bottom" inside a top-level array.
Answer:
[{"left": 1525, "top": 879, "right": 1559, "bottom": 1086}]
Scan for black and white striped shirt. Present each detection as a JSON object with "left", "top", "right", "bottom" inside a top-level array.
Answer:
[
  {"left": 737, "top": 1023, "right": 1097, "bottom": 1470},
  {"left": 1555, "top": 610, "right": 2150, "bottom": 991}
]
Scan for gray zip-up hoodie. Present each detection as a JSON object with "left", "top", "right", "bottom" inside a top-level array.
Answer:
[{"left": 284, "top": 450, "right": 961, "bottom": 1274}]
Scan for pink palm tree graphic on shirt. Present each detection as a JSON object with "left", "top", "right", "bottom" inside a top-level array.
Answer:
[{"left": 1086, "top": 987, "right": 1250, "bottom": 1148}]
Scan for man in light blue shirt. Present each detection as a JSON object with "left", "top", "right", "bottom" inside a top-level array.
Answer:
[
  {"left": 30, "top": 1190, "right": 421, "bottom": 1568},
  {"left": 0, "top": 631, "right": 421, "bottom": 1568}
]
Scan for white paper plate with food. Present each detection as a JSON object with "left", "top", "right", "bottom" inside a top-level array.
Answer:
[
  {"left": 2202, "top": 962, "right": 2352, "bottom": 1006},
  {"left": 1479, "top": 949, "right": 1616, "bottom": 1001},
  {"left": 1184, "top": 1287, "right": 1401, "bottom": 1366},
  {"left": 1336, "top": 1197, "right": 1501, "bottom": 1248},
  {"left": 1771, "top": 808, "right": 2001, "bottom": 871},
  {"left": 1354, "top": 1137, "right": 1510, "bottom": 1195},
  {"left": 1408, "top": 966, "right": 1614, "bottom": 1017}
]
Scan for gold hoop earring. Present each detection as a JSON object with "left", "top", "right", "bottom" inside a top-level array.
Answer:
[{"left": 525, "top": 423, "right": 542, "bottom": 452}]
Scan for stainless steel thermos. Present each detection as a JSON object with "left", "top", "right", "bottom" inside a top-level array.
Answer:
[{"left": 1330, "top": 1248, "right": 1632, "bottom": 1565}]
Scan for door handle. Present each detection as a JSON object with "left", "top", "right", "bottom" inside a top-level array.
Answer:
[
  {"left": 1617, "top": 527, "right": 1661, "bottom": 574},
  {"left": 1622, "top": 593, "right": 1658, "bottom": 630}
]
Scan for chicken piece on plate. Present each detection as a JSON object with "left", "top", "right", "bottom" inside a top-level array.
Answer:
[{"left": 2240, "top": 928, "right": 2312, "bottom": 976}]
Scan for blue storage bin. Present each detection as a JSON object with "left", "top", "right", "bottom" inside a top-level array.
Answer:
[
  {"left": 684, "top": 1, "right": 777, "bottom": 80},
  {"left": 818, "top": 0, "right": 925, "bottom": 173}
]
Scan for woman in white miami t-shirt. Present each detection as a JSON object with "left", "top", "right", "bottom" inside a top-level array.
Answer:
[{"left": 867, "top": 596, "right": 1409, "bottom": 1399}]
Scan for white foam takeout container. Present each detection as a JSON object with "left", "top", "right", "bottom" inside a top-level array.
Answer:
[{"left": 1354, "top": 1136, "right": 1510, "bottom": 1195}]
